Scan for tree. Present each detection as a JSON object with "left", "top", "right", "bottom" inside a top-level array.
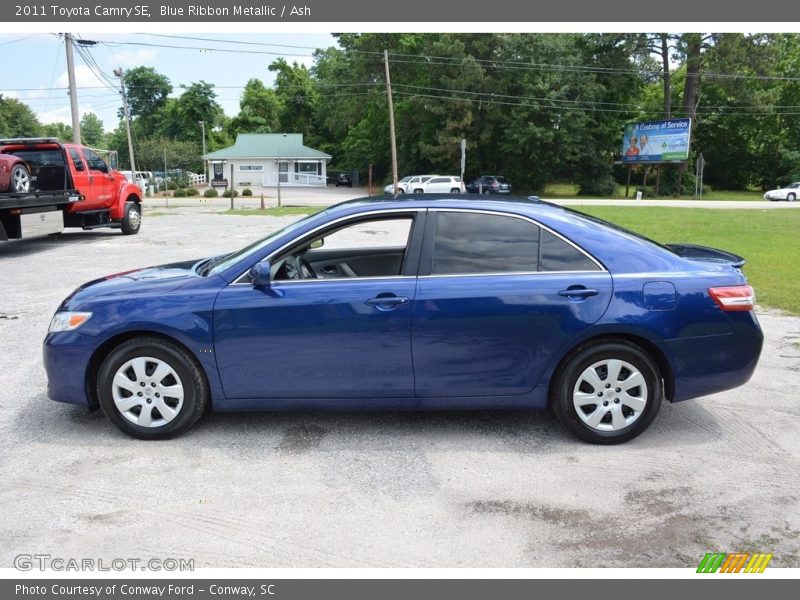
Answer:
[
  {"left": 227, "top": 78, "right": 282, "bottom": 136},
  {"left": 269, "top": 58, "right": 320, "bottom": 139},
  {"left": 80, "top": 112, "right": 105, "bottom": 147},
  {"left": 42, "top": 122, "right": 72, "bottom": 141},
  {"left": 0, "top": 96, "right": 43, "bottom": 137},
  {"left": 121, "top": 66, "right": 172, "bottom": 136}
]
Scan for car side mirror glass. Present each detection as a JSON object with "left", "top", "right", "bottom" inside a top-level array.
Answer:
[
  {"left": 309, "top": 238, "right": 324, "bottom": 249},
  {"left": 249, "top": 262, "right": 272, "bottom": 288}
]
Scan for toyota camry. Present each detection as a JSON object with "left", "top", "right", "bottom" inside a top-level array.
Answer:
[{"left": 44, "top": 195, "right": 763, "bottom": 443}]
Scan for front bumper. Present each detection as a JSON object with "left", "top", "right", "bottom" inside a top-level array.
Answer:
[{"left": 43, "top": 331, "right": 96, "bottom": 406}]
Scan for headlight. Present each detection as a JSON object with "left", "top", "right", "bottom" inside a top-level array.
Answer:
[{"left": 48, "top": 311, "right": 93, "bottom": 333}]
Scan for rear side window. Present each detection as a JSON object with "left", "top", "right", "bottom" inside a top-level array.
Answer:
[
  {"left": 540, "top": 230, "right": 600, "bottom": 272},
  {"left": 67, "top": 148, "right": 84, "bottom": 171},
  {"left": 432, "top": 212, "right": 540, "bottom": 274}
]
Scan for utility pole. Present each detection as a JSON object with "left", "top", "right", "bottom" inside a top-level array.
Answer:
[
  {"left": 114, "top": 68, "right": 136, "bottom": 174},
  {"left": 64, "top": 34, "right": 81, "bottom": 144},
  {"left": 198, "top": 120, "right": 207, "bottom": 184},
  {"left": 383, "top": 50, "right": 399, "bottom": 196}
]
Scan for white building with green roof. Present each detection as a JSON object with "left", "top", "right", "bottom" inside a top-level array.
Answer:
[{"left": 202, "top": 133, "right": 332, "bottom": 188}]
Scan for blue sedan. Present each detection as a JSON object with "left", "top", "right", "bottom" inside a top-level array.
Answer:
[{"left": 44, "top": 196, "right": 763, "bottom": 443}]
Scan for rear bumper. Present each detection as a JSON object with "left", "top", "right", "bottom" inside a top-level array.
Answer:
[{"left": 660, "top": 312, "right": 764, "bottom": 402}]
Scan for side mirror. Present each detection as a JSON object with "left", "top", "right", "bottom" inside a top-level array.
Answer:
[
  {"left": 309, "top": 238, "right": 324, "bottom": 249},
  {"left": 249, "top": 262, "right": 272, "bottom": 288}
]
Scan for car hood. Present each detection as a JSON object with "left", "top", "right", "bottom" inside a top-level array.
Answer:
[{"left": 62, "top": 258, "right": 204, "bottom": 307}]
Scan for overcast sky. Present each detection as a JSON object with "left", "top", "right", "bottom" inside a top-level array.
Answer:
[{"left": 0, "top": 32, "right": 338, "bottom": 133}]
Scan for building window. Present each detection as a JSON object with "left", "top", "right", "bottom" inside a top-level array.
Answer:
[
  {"left": 238, "top": 165, "right": 264, "bottom": 172},
  {"left": 296, "top": 161, "right": 319, "bottom": 175}
]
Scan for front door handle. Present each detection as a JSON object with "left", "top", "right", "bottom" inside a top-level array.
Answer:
[
  {"left": 366, "top": 295, "right": 409, "bottom": 309},
  {"left": 558, "top": 287, "right": 599, "bottom": 300}
]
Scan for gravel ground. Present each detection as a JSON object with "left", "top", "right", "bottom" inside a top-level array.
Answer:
[{"left": 0, "top": 207, "right": 798, "bottom": 568}]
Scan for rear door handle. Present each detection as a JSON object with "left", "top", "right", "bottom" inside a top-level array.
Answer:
[{"left": 558, "top": 287, "right": 599, "bottom": 299}]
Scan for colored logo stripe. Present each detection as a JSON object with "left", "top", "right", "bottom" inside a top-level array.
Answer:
[{"left": 697, "top": 552, "right": 773, "bottom": 573}]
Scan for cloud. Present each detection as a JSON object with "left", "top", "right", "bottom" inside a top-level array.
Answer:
[
  {"left": 57, "top": 64, "right": 114, "bottom": 90},
  {"left": 112, "top": 48, "right": 157, "bottom": 67}
]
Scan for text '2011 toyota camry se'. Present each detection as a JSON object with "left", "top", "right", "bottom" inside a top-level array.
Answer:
[{"left": 44, "top": 195, "right": 763, "bottom": 443}]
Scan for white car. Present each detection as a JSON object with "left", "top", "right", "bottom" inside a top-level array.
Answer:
[
  {"left": 396, "top": 174, "right": 439, "bottom": 194},
  {"left": 383, "top": 176, "right": 413, "bottom": 194},
  {"left": 412, "top": 175, "right": 466, "bottom": 194},
  {"left": 764, "top": 182, "right": 800, "bottom": 201}
]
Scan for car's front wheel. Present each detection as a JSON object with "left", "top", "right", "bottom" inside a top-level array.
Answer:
[
  {"left": 97, "top": 337, "right": 209, "bottom": 439},
  {"left": 788, "top": 193, "right": 796, "bottom": 202},
  {"left": 551, "top": 341, "right": 662, "bottom": 444},
  {"left": 11, "top": 164, "right": 31, "bottom": 193}
]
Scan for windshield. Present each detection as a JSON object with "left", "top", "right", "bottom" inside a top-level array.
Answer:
[{"left": 205, "top": 211, "right": 324, "bottom": 276}]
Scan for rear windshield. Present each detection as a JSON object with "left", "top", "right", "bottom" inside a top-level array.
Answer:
[
  {"left": 495, "top": 177, "right": 508, "bottom": 183},
  {"left": 564, "top": 206, "right": 674, "bottom": 254},
  {"left": 5, "top": 149, "right": 64, "bottom": 167}
]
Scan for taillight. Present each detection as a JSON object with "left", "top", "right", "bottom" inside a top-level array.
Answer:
[{"left": 709, "top": 285, "right": 755, "bottom": 311}]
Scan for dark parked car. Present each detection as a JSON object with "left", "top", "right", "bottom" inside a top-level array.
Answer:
[
  {"left": 0, "top": 154, "right": 31, "bottom": 193},
  {"left": 466, "top": 175, "right": 512, "bottom": 194},
  {"left": 44, "top": 195, "right": 762, "bottom": 443},
  {"left": 335, "top": 172, "right": 352, "bottom": 187}
]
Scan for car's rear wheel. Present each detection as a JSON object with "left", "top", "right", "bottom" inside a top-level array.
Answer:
[
  {"left": 450, "top": 188, "right": 460, "bottom": 193},
  {"left": 97, "top": 337, "right": 208, "bottom": 439},
  {"left": 10, "top": 164, "right": 30, "bottom": 193},
  {"left": 414, "top": 188, "right": 424, "bottom": 194},
  {"left": 551, "top": 341, "right": 662, "bottom": 444},
  {"left": 121, "top": 201, "right": 141, "bottom": 235},
  {"left": 788, "top": 193, "right": 796, "bottom": 202}
]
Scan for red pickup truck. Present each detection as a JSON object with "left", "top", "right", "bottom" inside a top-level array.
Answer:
[{"left": 0, "top": 138, "right": 142, "bottom": 241}]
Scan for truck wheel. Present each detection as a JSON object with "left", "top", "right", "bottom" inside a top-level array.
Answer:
[
  {"left": 11, "top": 164, "right": 31, "bottom": 193},
  {"left": 121, "top": 201, "right": 141, "bottom": 235}
]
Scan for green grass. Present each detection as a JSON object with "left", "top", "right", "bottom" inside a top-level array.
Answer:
[
  {"left": 543, "top": 182, "right": 764, "bottom": 201},
  {"left": 222, "top": 206, "right": 326, "bottom": 217},
  {"left": 573, "top": 206, "right": 800, "bottom": 315}
]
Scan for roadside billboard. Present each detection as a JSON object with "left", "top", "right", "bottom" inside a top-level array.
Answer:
[{"left": 621, "top": 118, "right": 692, "bottom": 163}]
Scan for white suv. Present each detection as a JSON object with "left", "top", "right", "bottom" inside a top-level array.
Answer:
[
  {"left": 412, "top": 175, "right": 466, "bottom": 194},
  {"left": 398, "top": 174, "right": 439, "bottom": 193}
]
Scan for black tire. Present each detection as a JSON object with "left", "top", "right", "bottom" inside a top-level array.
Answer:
[
  {"left": 10, "top": 163, "right": 31, "bottom": 193},
  {"left": 121, "top": 201, "right": 141, "bottom": 235},
  {"left": 788, "top": 193, "right": 796, "bottom": 202},
  {"left": 413, "top": 188, "right": 424, "bottom": 194},
  {"left": 97, "top": 337, "right": 209, "bottom": 440},
  {"left": 551, "top": 340, "right": 662, "bottom": 444},
  {"left": 450, "top": 188, "right": 460, "bottom": 193}
]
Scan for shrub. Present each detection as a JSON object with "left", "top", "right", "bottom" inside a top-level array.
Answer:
[
  {"left": 222, "top": 189, "right": 239, "bottom": 198},
  {"left": 203, "top": 188, "right": 218, "bottom": 198},
  {"left": 186, "top": 187, "right": 200, "bottom": 197},
  {"left": 242, "top": 188, "right": 253, "bottom": 196},
  {"left": 166, "top": 180, "right": 178, "bottom": 190},
  {"left": 173, "top": 188, "right": 188, "bottom": 197}
]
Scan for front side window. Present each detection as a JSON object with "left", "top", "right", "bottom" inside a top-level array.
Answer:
[
  {"left": 82, "top": 149, "right": 108, "bottom": 172},
  {"left": 432, "top": 212, "right": 540, "bottom": 275},
  {"left": 269, "top": 214, "right": 417, "bottom": 281}
]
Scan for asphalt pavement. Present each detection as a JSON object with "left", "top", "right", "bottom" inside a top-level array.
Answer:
[{"left": 0, "top": 207, "right": 798, "bottom": 568}]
